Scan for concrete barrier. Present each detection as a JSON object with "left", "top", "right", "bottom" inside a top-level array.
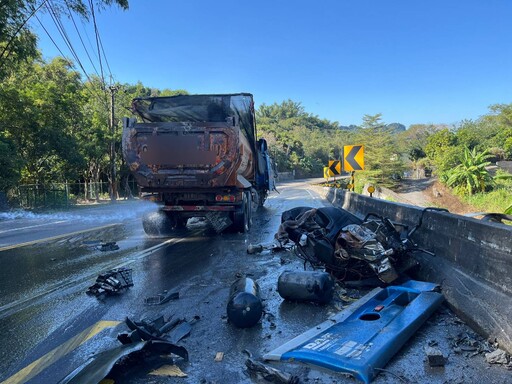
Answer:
[{"left": 321, "top": 187, "right": 512, "bottom": 353}]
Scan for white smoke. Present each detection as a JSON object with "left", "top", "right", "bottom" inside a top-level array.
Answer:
[{"left": 0, "top": 201, "right": 157, "bottom": 224}]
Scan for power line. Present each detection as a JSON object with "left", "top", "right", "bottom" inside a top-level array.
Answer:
[
  {"left": 35, "top": 13, "right": 109, "bottom": 110},
  {"left": 79, "top": 17, "right": 100, "bottom": 63},
  {"left": 42, "top": 0, "right": 110, "bottom": 108},
  {"left": 0, "top": 0, "right": 48, "bottom": 63},
  {"left": 34, "top": 13, "right": 67, "bottom": 58},
  {"left": 97, "top": 29, "right": 114, "bottom": 84},
  {"left": 64, "top": 1, "right": 101, "bottom": 78},
  {"left": 88, "top": 0, "right": 106, "bottom": 85}
]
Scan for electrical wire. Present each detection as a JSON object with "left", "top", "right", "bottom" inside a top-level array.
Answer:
[
  {"left": 35, "top": 13, "right": 109, "bottom": 110},
  {"left": 43, "top": 0, "right": 109, "bottom": 108},
  {"left": 0, "top": 0, "right": 48, "bottom": 62},
  {"left": 88, "top": 0, "right": 106, "bottom": 85},
  {"left": 97, "top": 30, "right": 114, "bottom": 84},
  {"left": 64, "top": 0, "right": 101, "bottom": 78}
]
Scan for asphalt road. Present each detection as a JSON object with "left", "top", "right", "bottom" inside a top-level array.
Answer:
[
  {"left": 0, "top": 180, "right": 510, "bottom": 384},
  {"left": 0, "top": 201, "right": 156, "bottom": 250}
]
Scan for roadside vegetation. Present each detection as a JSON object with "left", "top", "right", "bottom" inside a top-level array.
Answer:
[{"left": 1, "top": 1, "right": 511, "bottom": 212}]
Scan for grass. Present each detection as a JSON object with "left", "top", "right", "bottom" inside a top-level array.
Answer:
[
  {"left": 461, "top": 172, "right": 512, "bottom": 213},
  {"left": 463, "top": 188, "right": 512, "bottom": 213}
]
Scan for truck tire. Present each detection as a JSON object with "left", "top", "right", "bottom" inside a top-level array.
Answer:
[
  {"left": 231, "top": 191, "right": 252, "bottom": 233},
  {"left": 142, "top": 211, "right": 178, "bottom": 237}
]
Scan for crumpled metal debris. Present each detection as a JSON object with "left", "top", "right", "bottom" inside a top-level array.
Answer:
[
  {"left": 59, "top": 314, "right": 194, "bottom": 383},
  {"left": 99, "top": 241, "right": 120, "bottom": 252},
  {"left": 86, "top": 268, "right": 133, "bottom": 296},
  {"left": 485, "top": 349, "right": 510, "bottom": 365},
  {"left": 144, "top": 289, "right": 180, "bottom": 305},
  {"left": 335, "top": 223, "right": 399, "bottom": 283},
  {"left": 245, "top": 358, "right": 300, "bottom": 384},
  {"left": 117, "top": 315, "right": 191, "bottom": 351},
  {"left": 451, "top": 331, "right": 490, "bottom": 356},
  {"left": 247, "top": 240, "right": 291, "bottom": 254},
  {"left": 58, "top": 340, "right": 185, "bottom": 384},
  {"left": 275, "top": 206, "right": 426, "bottom": 286},
  {"left": 206, "top": 211, "right": 232, "bottom": 233}
]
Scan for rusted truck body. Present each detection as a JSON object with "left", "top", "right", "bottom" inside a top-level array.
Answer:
[{"left": 122, "top": 93, "right": 275, "bottom": 234}]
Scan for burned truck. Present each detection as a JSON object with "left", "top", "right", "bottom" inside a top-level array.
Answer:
[{"left": 122, "top": 93, "right": 275, "bottom": 235}]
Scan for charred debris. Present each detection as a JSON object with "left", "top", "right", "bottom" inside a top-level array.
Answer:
[
  {"left": 249, "top": 205, "right": 443, "bottom": 287},
  {"left": 71, "top": 205, "right": 510, "bottom": 383}
]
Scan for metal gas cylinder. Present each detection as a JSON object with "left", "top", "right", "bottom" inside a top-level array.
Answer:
[
  {"left": 226, "top": 277, "right": 263, "bottom": 328},
  {"left": 277, "top": 270, "right": 334, "bottom": 304}
]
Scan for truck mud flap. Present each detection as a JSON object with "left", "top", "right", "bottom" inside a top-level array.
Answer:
[{"left": 264, "top": 280, "right": 443, "bottom": 383}]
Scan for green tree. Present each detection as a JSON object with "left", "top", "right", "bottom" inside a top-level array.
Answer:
[
  {"left": 353, "top": 113, "right": 404, "bottom": 184},
  {"left": 1, "top": 57, "right": 86, "bottom": 184},
  {"left": 0, "top": 0, "right": 129, "bottom": 80},
  {"left": 256, "top": 100, "right": 349, "bottom": 177},
  {"left": 0, "top": 135, "right": 22, "bottom": 191},
  {"left": 446, "top": 147, "right": 494, "bottom": 195}
]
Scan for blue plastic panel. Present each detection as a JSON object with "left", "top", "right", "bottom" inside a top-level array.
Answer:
[{"left": 264, "top": 280, "right": 443, "bottom": 383}]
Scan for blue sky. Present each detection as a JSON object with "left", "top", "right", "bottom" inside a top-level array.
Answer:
[{"left": 34, "top": 0, "right": 512, "bottom": 127}]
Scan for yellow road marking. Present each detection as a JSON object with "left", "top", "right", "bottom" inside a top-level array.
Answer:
[
  {"left": 1, "top": 320, "right": 121, "bottom": 384},
  {"left": 0, "top": 223, "right": 122, "bottom": 252}
]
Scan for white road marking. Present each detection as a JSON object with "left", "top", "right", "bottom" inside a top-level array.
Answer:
[{"left": 0, "top": 220, "right": 68, "bottom": 234}]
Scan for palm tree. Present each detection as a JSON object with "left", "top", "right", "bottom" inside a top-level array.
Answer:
[{"left": 446, "top": 147, "right": 494, "bottom": 195}]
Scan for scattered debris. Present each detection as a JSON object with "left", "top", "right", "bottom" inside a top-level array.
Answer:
[
  {"left": 59, "top": 313, "right": 196, "bottom": 382},
  {"left": 247, "top": 240, "right": 290, "bottom": 254},
  {"left": 58, "top": 340, "right": 186, "bottom": 384},
  {"left": 451, "top": 332, "right": 489, "bottom": 356},
  {"left": 275, "top": 206, "right": 441, "bottom": 287},
  {"left": 425, "top": 345, "right": 446, "bottom": 367},
  {"left": 205, "top": 211, "right": 232, "bottom": 233},
  {"left": 144, "top": 289, "right": 180, "bottom": 305},
  {"left": 99, "top": 242, "right": 119, "bottom": 252},
  {"left": 167, "top": 321, "right": 192, "bottom": 344},
  {"left": 214, "top": 352, "right": 224, "bottom": 362},
  {"left": 149, "top": 364, "right": 188, "bottom": 377},
  {"left": 82, "top": 240, "right": 120, "bottom": 252},
  {"left": 226, "top": 277, "right": 263, "bottom": 328},
  {"left": 117, "top": 316, "right": 190, "bottom": 353},
  {"left": 277, "top": 270, "right": 334, "bottom": 304},
  {"left": 86, "top": 268, "right": 133, "bottom": 297},
  {"left": 264, "top": 280, "right": 443, "bottom": 384},
  {"left": 245, "top": 358, "right": 300, "bottom": 384},
  {"left": 485, "top": 349, "right": 510, "bottom": 365}
]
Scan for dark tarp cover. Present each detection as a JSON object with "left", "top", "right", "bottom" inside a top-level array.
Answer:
[{"left": 132, "top": 93, "right": 256, "bottom": 144}]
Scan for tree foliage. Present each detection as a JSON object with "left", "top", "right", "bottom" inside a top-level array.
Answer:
[
  {"left": 446, "top": 147, "right": 494, "bottom": 195},
  {"left": 0, "top": 0, "right": 128, "bottom": 80},
  {"left": 256, "top": 100, "right": 346, "bottom": 177}
]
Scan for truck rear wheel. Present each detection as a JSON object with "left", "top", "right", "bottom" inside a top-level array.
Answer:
[{"left": 231, "top": 191, "right": 252, "bottom": 233}]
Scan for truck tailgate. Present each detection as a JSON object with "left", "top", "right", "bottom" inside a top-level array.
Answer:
[{"left": 123, "top": 122, "right": 245, "bottom": 189}]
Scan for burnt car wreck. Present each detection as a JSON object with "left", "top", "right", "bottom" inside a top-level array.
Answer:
[{"left": 251, "top": 206, "right": 442, "bottom": 287}]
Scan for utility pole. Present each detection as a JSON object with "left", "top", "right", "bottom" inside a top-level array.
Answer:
[{"left": 109, "top": 85, "right": 119, "bottom": 202}]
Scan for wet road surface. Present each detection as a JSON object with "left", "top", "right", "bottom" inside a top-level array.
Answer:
[
  {"left": 0, "top": 201, "right": 156, "bottom": 250},
  {"left": 0, "top": 180, "right": 510, "bottom": 383}
]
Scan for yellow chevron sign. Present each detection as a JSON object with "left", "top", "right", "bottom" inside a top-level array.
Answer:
[
  {"left": 328, "top": 160, "right": 341, "bottom": 176},
  {"left": 343, "top": 145, "right": 364, "bottom": 171}
]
